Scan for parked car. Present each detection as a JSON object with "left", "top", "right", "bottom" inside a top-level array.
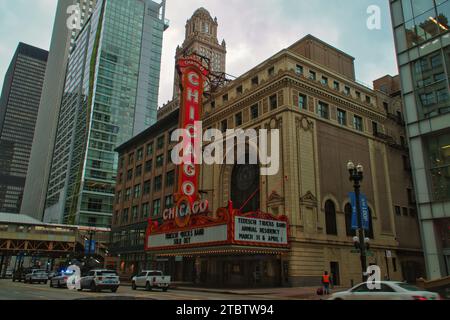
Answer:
[
  {"left": 132, "top": 270, "right": 171, "bottom": 292},
  {"left": 5, "top": 270, "right": 13, "bottom": 279},
  {"left": 78, "top": 270, "right": 120, "bottom": 293},
  {"left": 49, "top": 271, "right": 74, "bottom": 288},
  {"left": 48, "top": 271, "right": 58, "bottom": 280},
  {"left": 12, "top": 268, "right": 31, "bottom": 282},
  {"left": 329, "top": 281, "right": 441, "bottom": 300},
  {"left": 25, "top": 269, "right": 48, "bottom": 284}
]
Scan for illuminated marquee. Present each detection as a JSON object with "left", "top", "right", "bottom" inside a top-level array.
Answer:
[{"left": 145, "top": 205, "right": 290, "bottom": 251}]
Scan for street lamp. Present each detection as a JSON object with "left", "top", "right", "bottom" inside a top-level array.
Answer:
[{"left": 347, "top": 160, "right": 368, "bottom": 282}]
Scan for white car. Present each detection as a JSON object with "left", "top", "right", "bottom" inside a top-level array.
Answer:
[
  {"left": 78, "top": 269, "right": 120, "bottom": 293},
  {"left": 25, "top": 269, "right": 48, "bottom": 284},
  {"left": 132, "top": 270, "right": 171, "bottom": 291},
  {"left": 329, "top": 281, "right": 441, "bottom": 300}
]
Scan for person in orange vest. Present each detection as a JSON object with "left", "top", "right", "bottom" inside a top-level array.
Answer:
[{"left": 322, "top": 271, "right": 331, "bottom": 295}]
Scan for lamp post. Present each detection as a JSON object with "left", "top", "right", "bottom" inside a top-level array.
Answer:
[{"left": 347, "top": 161, "right": 368, "bottom": 282}]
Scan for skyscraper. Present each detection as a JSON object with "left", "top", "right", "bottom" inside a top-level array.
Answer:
[
  {"left": 44, "top": 0, "right": 168, "bottom": 227},
  {"left": 21, "top": 0, "right": 97, "bottom": 221},
  {"left": 0, "top": 43, "right": 48, "bottom": 213},
  {"left": 390, "top": 0, "right": 450, "bottom": 279}
]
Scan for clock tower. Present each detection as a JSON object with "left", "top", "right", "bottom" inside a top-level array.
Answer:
[{"left": 173, "top": 7, "right": 227, "bottom": 98}]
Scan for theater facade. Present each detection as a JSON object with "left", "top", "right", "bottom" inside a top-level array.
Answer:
[{"left": 111, "top": 34, "right": 425, "bottom": 288}]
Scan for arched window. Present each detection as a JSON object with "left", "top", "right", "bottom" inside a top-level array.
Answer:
[
  {"left": 231, "top": 163, "right": 260, "bottom": 213},
  {"left": 325, "top": 200, "right": 337, "bottom": 235},
  {"left": 345, "top": 203, "right": 356, "bottom": 237}
]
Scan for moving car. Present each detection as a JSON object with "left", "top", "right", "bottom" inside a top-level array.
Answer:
[
  {"left": 24, "top": 269, "right": 48, "bottom": 284},
  {"left": 131, "top": 270, "right": 171, "bottom": 291},
  {"left": 49, "top": 271, "right": 74, "bottom": 288},
  {"left": 329, "top": 281, "right": 441, "bottom": 300},
  {"left": 78, "top": 269, "right": 120, "bottom": 293}
]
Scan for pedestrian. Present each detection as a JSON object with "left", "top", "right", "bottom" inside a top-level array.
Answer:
[{"left": 322, "top": 271, "right": 331, "bottom": 295}]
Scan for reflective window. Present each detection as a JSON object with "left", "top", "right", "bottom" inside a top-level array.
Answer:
[
  {"left": 337, "top": 109, "right": 347, "bottom": 126},
  {"left": 317, "top": 102, "right": 329, "bottom": 119},
  {"left": 412, "top": 48, "right": 450, "bottom": 118},
  {"left": 427, "top": 132, "right": 450, "bottom": 200},
  {"left": 402, "top": 0, "right": 450, "bottom": 48},
  {"left": 354, "top": 115, "right": 364, "bottom": 132}
]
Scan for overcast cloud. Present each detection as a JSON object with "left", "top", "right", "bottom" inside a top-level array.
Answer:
[{"left": 0, "top": 0, "right": 398, "bottom": 107}]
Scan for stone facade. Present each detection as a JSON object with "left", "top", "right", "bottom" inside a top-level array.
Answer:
[
  {"left": 112, "top": 26, "right": 425, "bottom": 287},
  {"left": 199, "top": 35, "right": 424, "bottom": 286}
]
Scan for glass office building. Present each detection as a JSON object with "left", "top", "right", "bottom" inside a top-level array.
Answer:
[
  {"left": 21, "top": 0, "right": 97, "bottom": 221},
  {"left": 390, "top": 0, "right": 450, "bottom": 278},
  {"left": 0, "top": 43, "right": 48, "bottom": 214},
  {"left": 44, "top": 0, "right": 168, "bottom": 227}
]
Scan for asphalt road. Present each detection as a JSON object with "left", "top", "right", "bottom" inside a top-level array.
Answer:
[{"left": 0, "top": 279, "right": 278, "bottom": 300}]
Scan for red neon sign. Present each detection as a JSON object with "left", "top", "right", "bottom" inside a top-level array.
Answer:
[{"left": 175, "top": 56, "right": 209, "bottom": 228}]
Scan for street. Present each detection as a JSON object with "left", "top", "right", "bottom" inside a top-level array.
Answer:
[{"left": 0, "top": 280, "right": 287, "bottom": 301}]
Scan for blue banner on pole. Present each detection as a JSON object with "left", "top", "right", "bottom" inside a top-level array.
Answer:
[
  {"left": 349, "top": 192, "right": 370, "bottom": 231},
  {"left": 360, "top": 194, "right": 370, "bottom": 231},
  {"left": 84, "top": 240, "right": 96, "bottom": 255},
  {"left": 349, "top": 192, "right": 358, "bottom": 230}
]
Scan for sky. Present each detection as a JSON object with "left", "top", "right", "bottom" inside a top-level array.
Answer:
[{"left": 0, "top": 0, "right": 398, "bottom": 107}]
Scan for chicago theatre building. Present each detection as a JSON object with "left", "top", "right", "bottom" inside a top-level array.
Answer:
[{"left": 111, "top": 8, "right": 425, "bottom": 288}]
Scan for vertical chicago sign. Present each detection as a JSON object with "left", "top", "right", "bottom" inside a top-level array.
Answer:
[{"left": 173, "top": 56, "right": 209, "bottom": 228}]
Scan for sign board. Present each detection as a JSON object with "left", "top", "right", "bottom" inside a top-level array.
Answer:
[
  {"left": 349, "top": 192, "right": 370, "bottom": 231},
  {"left": 234, "top": 216, "right": 288, "bottom": 246},
  {"left": 147, "top": 224, "right": 228, "bottom": 249},
  {"left": 385, "top": 250, "right": 392, "bottom": 258},
  {"left": 175, "top": 56, "right": 209, "bottom": 227}
]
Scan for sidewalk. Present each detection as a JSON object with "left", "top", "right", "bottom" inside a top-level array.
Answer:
[
  {"left": 122, "top": 280, "right": 344, "bottom": 300},
  {"left": 174, "top": 285, "right": 324, "bottom": 299}
]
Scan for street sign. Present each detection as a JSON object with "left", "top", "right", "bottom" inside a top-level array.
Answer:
[{"left": 349, "top": 192, "right": 370, "bottom": 231}]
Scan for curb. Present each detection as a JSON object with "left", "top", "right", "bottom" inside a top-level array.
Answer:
[{"left": 120, "top": 282, "right": 273, "bottom": 295}]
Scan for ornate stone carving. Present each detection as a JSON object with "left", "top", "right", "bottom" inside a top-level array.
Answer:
[
  {"left": 267, "top": 190, "right": 285, "bottom": 206},
  {"left": 299, "top": 116, "right": 314, "bottom": 132},
  {"left": 300, "top": 191, "right": 318, "bottom": 207}
]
